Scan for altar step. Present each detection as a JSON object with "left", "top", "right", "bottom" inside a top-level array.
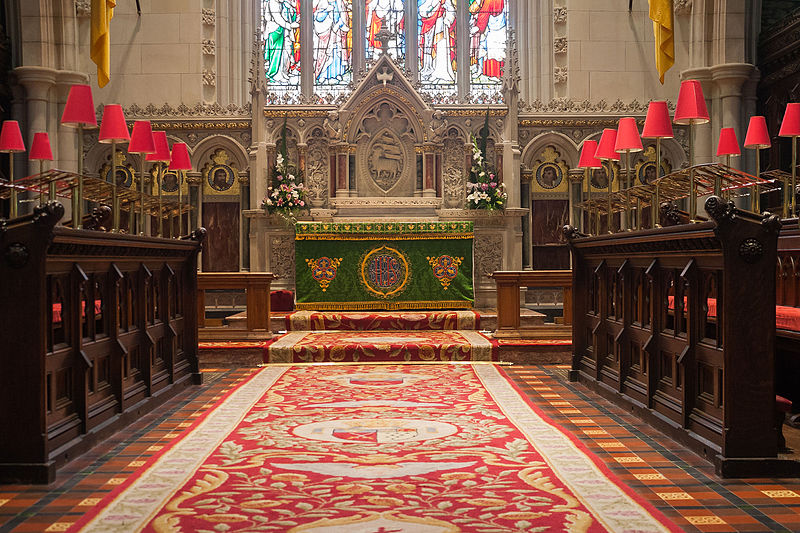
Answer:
[
  {"left": 263, "top": 330, "right": 498, "bottom": 364},
  {"left": 223, "top": 308, "right": 547, "bottom": 333}
]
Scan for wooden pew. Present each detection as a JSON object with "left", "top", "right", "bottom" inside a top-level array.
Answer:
[
  {"left": 776, "top": 222, "right": 800, "bottom": 421},
  {"left": 0, "top": 202, "right": 205, "bottom": 483},
  {"left": 566, "top": 195, "right": 798, "bottom": 477}
]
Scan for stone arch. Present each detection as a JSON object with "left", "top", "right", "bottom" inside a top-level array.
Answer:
[
  {"left": 192, "top": 134, "right": 249, "bottom": 172},
  {"left": 521, "top": 132, "right": 579, "bottom": 170},
  {"left": 346, "top": 91, "right": 425, "bottom": 144}
]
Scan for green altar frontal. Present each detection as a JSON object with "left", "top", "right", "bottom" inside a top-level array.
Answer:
[{"left": 294, "top": 221, "right": 474, "bottom": 310}]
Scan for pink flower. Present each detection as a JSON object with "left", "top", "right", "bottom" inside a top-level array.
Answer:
[
  {"left": 300, "top": 201, "right": 305, "bottom": 207},
  {"left": 481, "top": 183, "right": 488, "bottom": 191}
]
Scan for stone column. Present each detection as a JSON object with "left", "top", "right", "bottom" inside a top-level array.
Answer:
[
  {"left": 336, "top": 147, "right": 349, "bottom": 197},
  {"left": 300, "top": 0, "right": 313, "bottom": 97},
  {"left": 423, "top": 145, "right": 436, "bottom": 197},
  {"left": 568, "top": 168, "right": 584, "bottom": 230},
  {"left": 742, "top": 69, "right": 761, "bottom": 176},
  {"left": 681, "top": 67, "right": 714, "bottom": 164},
  {"left": 13, "top": 67, "right": 57, "bottom": 175},
  {"left": 298, "top": 143, "right": 307, "bottom": 176},
  {"left": 54, "top": 71, "right": 90, "bottom": 175},
  {"left": 711, "top": 63, "right": 754, "bottom": 162}
]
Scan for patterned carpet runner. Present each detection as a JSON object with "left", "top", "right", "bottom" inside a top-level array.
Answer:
[
  {"left": 70, "top": 364, "right": 679, "bottom": 533},
  {"left": 285, "top": 310, "right": 481, "bottom": 331},
  {"left": 264, "top": 330, "right": 497, "bottom": 363}
]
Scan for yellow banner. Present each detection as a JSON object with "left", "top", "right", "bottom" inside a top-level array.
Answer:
[
  {"left": 649, "top": 0, "right": 674, "bottom": 84},
  {"left": 91, "top": 0, "right": 116, "bottom": 87}
]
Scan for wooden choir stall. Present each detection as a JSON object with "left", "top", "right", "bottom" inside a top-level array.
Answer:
[
  {"left": 566, "top": 195, "right": 800, "bottom": 477},
  {"left": 0, "top": 202, "right": 205, "bottom": 483}
]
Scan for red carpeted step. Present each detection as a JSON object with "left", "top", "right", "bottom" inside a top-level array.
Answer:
[
  {"left": 263, "top": 329, "right": 497, "bottom": 363},
  {"left": 285, "top": 310, "right": 480, "bottom": 331}
]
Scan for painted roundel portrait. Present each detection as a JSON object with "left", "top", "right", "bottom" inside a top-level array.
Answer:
[
  {"left": 106, "top": 166, "right": 133, "bottom": 188},
  {"left": 638, "top": 162, "right": 659, "bottom": 185},
  {"left": 208, "top": 164, "right": 235, "bottom": 192},
  {"left": 591, "top": 166, "right": 612, "bottom": 189},
  {"left": 161, "top": 170, "right": 181, "bottom": 193},
  {"left": 535, "top": 163, "right": 563, "bottom": 189}
]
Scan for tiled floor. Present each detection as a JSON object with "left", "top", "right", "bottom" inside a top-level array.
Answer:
[{"left": 1, "top": 364, "right": 799, "bottom": 532}]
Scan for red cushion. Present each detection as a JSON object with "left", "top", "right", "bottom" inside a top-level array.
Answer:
[
  {"left": 777, "top": 395, "right": 793, "bottom": 412},
  {"left": 270, "top": 290, "right": 294, "bottom": 312}
]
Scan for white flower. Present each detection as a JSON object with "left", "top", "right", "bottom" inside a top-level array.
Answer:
[{"left": 276, "top": 153, "right": 284, "bottom": 166}]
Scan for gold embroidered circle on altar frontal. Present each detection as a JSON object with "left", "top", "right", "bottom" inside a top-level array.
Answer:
[{"left": 359, "top": 245, "right": 410, "bottom": 298}]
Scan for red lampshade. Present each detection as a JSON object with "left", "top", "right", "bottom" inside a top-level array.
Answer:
[
  {"left": 578, "top": 140, "right": 602, "bottom": 169},
  {"left": 0, "top": 120, "right": 25, "bottom": 153},
  {"left": 168, "top": 142, "right": 192, "bottom": 171},
  {"left": 642, "top": 101, "right": 674, "bottom": 139},
  {"left": 146, "top": 131, "right": 171, "bottom": 163},
  {"left": 98, "top": 104, "right": 130, "bottom": 143},
  {"left": 29, "top": 132, "right": 53, "bottom": 160},
  {"left": 674, "top": 80, "right": 710, "bottom": 125},
  {"left": 595, "top": 129, "right": 620, "bottom": 161},
  {"left": 744, "top": 116, "right": 771, "bottom": 149},
  {"left": 779, "top": 103, "right": 800, "bottom": 137},
  {"left": 61, "top": 84, "right": 97, "bottom": 127},
  {"left": 615, "top": 117, "right": 643, "bottom": 153},
  {"left": 716, "top": 128, "right": 741, "bottom": 157},
  {"left": 128, "top": 120, "right": 155, "bottom": 154}
]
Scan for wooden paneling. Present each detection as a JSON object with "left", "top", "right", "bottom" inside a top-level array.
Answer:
[
  {"left": 202, "top": 202, "right": 239, "bottom": 272},
  {"left": 0, "top": 202, "right": 204, "bottom": 483},
  {"left": 567, "top": 196, "right": 790, "bottom": 477}
]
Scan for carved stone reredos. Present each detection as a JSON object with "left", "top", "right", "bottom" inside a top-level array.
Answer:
[{"left": 338, "top": 54, "right": 432, "bottom": 145}]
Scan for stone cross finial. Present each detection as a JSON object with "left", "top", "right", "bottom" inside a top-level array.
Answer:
[{"left": 376, "top": 27, "right": 392, "bottom": 55}]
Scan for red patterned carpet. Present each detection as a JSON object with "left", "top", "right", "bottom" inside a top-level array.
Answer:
[
  {"left": 263, "top": 330, "right": 498, "bottom": 363},
  {"left": 285, "top": 310, "right": 481, "bottom": 331},
  {"left": 69, "top": 364, "right": 679, "bottom": 533}
]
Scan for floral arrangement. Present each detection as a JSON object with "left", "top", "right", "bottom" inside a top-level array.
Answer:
[
  {"left": 466, "top": 133, "right": 507, "bottom": 210},
  {"left": 261, "top": 122, "right": 308, "bottom": 224}
]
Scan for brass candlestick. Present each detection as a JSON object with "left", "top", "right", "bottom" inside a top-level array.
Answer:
[
  {"left": 9, "top": 154, "right": 17, "bottom": 218},
  {"left": 607, "top": 160, "right": 613, "bottom": 233},
  {"left": 751, "top": 149, "right": 761, "bottom": 214},
  {"left": 178, "top": 171, "right": 183, "bottom": 237},
  {"left": 111, "top": 142, "right": 119, "bottom": 231},
  {"left": 585, "top": 167, "right": 592, "bottom": 234},
  {"left": 157, "top": 163, "right": 164, "bottom": 237}
]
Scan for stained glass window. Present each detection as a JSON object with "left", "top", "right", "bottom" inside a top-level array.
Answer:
[
  {"left": 262, "top": 0, "right": 301, "bottom": 90},
  {"left": 365, "top": 0, "right": 405, "bottom": 60},
  {"left": 313, "top": 0, "right": 353, "bottom": 91},
  {"left": 418, "top": 0, "right": 457, "bottom": 90},
  {"left": 469, "top": 0, "right": 506, "bottom": 90}
]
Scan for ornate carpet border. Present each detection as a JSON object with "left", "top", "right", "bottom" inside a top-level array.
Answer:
[
  {"left": 284, "top": 310, "right": 481, "bottom": 331},
  {"left": 477, "top": 365, "right": 682, "bottom": 533},
  {"left": 68, "top": 366, "right": 291, "bottom": 533},
  {"left": 295, "top": 300, "right": 474, "bottom": 311},
  {"left": 198, "top": 341, "right": 266, "bottom": 349},
  {"left": 263, "top": 330, "right": 497, "bottom": 364},
  {"left": 295, "top": 221, "right": 474, "bottom": 240}
]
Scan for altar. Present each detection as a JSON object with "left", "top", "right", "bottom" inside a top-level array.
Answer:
[{"left": 294, "top": 221, "right": 474, "bottom": 310}]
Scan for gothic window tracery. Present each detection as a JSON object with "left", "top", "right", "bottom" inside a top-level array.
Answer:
[
  {"left": 261, "top": 0, "right": 507, "bottom": 100},
  {"left": 262, "top": 0, "right": 301, "bottom": 93},
  {"left": 468, "top": 0, "right": 506, "bottom": 91},
  {"left": 313, "top": 0, "right": 353, "bottom": 93},
  {"left": 418, "top": 0, "right": 457, "bottom": 91},
  {"left": 365, "top": 0, "right": 405, "bottom": 61}
]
